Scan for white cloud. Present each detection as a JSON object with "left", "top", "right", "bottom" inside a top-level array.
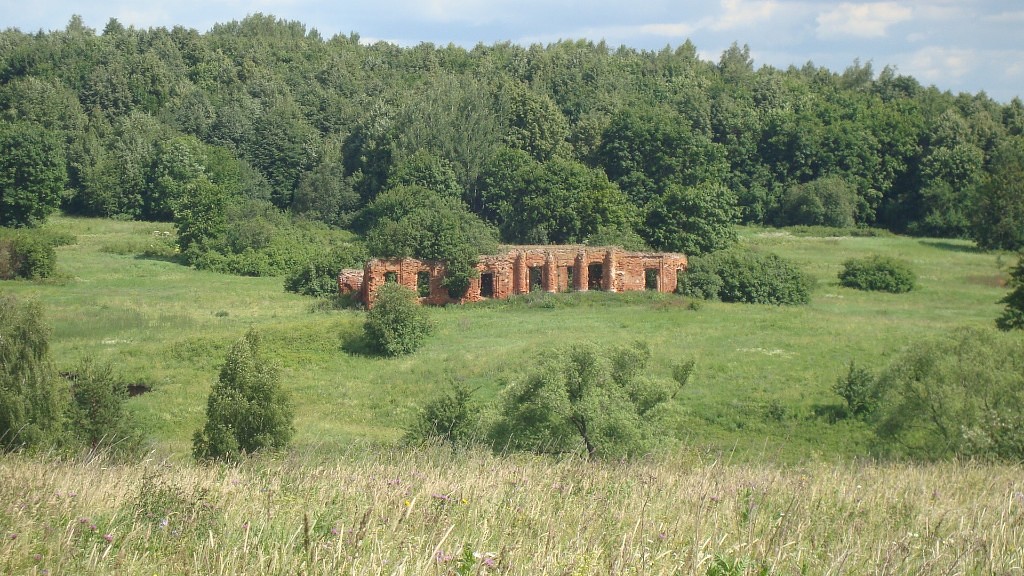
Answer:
[
  {"left": 709, "top": 0, "right": 781, "bottom": 31},
  {"left": 903, "top": 46, "right": 976, "bottom": 82},
  {"left": 816, "top": 2, "right": 912, "bottom": 39}
]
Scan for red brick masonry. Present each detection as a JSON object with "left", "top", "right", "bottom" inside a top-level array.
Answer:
[{"left": 339, "top": 245, "right": 687, "bottom": 307}]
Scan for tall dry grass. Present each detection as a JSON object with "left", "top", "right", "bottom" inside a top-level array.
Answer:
[{"left": 2, "top": 448, "right": 1022, "bottom": 575}]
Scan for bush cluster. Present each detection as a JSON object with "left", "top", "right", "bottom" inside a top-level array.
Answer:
[
  {"left": 678, "top": 248, "right": 813, "bottom": 305},
  {"left": 364, "top": 283, "right": 433, "bottom": 356},
  {"left": 838, "top": 255, "right": 916, "bottom": 293},
  {"left": 284, "top": 243, "right": 368, "bottom": 298},
  {"left": 0, "top": 228, "right": 72, "bottom": 279}
]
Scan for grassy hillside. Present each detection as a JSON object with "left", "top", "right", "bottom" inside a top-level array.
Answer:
[{"left": 0, "top": 217, "right": 1010, "bottom": 460}]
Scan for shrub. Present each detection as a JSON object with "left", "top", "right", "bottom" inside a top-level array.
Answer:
[
  {"left": 780, "top": 175, "right": 858, "bottom": 228},
  {"left": 874, "top": 327, "right": 1024, "bottom": 461},
  {"left": 65, "top": 359, "right": 143, "bottom": 456},
  {"left": 284, "top": 243, "right": 368, "bottom": 298},
  {"left": 192, "top": 329, "right": 294, "bottom": 461},
  {"left": 839, "top": 255, "right": 916, "bottom": 293},
  {"left": 0, "top": 228, "right": 60, "bottom": 279},
  {"left": 996, "top": 253, "right": 1024, "bottom": 331},
  {"left": 489, "top": 341, "right": 693, "bottom": 459},
  {"left": 678, "top": 248, "right": 813, "bottom": 305},
  {"left": 0, "top": 294, "right": 63, "bottom": 451},
  {"left": 404, "top": 383, "right": 479, "bottom": 449},
  {"left": 832, "top": 361, "right": 879, "bottom": 418},
  {"left": 364, "top": 283, "right": 433, "bottom": 356}
]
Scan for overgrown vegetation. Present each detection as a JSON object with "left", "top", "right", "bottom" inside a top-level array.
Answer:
[
  {"left": 363, "top": 282, "right": 433, "bottom": 356},
  {"left": 489, "top": 342, "right": 693, "bottom": 459},
  {"left": 678, "top": 248, "right": 813, "bottom": 305},
  {"left": 192, "top": 328, "right": 294, "bottom": 461},
  {"left": 839, "top": 255, "right": 916, "bottom": 293},
  {"left": 873, "top": 327, "right": 1024, "bottom": 461},
  {"left": 283, "top": 242, "right": 368, "bottom": 298},
  {"left": 2, "top": 451, "right": 1022, "bottom": 574}
]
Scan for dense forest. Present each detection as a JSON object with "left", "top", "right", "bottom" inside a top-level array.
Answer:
[{"left": 2, "top": 14, "right": 1023, "bottom": 276}]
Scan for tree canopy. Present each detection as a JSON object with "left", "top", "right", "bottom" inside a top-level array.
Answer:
[{"left": 1, "top": 14, "right": 1022, "bottom": 250}]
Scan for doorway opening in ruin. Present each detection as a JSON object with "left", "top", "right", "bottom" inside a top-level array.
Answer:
[
  {"left": 588, "top": 263, "right": 604, "bottom": 290},
  {"left": 645, "top": 268, "right": 659, "bottom": 290},
  {"left": 416, "top": 271, "right": 430, "bottom": 297},
  {"left": 529, "top": 266, "right": 543, "bottom": 291},
  {"left": 563, "top": 267, "right": 574, "bottom": 291},
  {"left": 480, "top": 272, "right": 494, "bottom": 298},
  {"left": 384, "top": 271, "right": 398, "bottom": 284}
]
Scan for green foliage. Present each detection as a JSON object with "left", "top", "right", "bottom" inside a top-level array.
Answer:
[
  {"left": 0, "top": 228, "right": 59, "bottom": 279},
  {"left": 833, "top": 361, "right": 879, "bottom": 418},
  {"left": 874, "top": 327, "right": 1024, "bottom": 461},
  {"left": 404, "top": 383, "right": 479, "bottom": 449},
  {"left": 0, "top": 294, "right": 63, "bottom": 451},
  {"left": 644, "top": 182, "right": 739, "bottom": 256},
  {"left": 0, "top": 120, "right": 67, "bottom": 227},
  {"left": 362, "top": 186, "right": 497, "bottom": 298},
  {"left": 188, "top": 199, "right": 359, "bottom": 277},
  {"left": 996, "top": 253, "right": 1024, "bottom": 331},
  {"left": 585, "top": 223, "right": 651, "bottom": 251},
  {"left": 481, "top": 149, "right": 636, "bottom": 245},
  {"left": 364, "top": 283, "right": 433, "bottom": 356},
  {"left": 972, "top": 137, "right": 1024, "bottom": 251},
  {"left": 65, "top": 358, "right": 143, "bottom": 456},
  {"left": 490, "top": 341, "right": 692, "bottom": 459},
  {"left": 192, "top": 329, "right": 294, "bottom": 461},
  {"left": 284, "top": 243, "right": 368, "bottom": 298},
  {"left": 839, "top": 255, "right": 916, "bottom": 293},
  {"left": 679, "top": 249, "right": 813, "bottom": 305},
  {"left": 780, "top": 175, "right": 858, "bottom": 227}
]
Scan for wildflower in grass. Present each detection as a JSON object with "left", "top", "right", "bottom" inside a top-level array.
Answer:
[
  {"left": 474, "top": 551, "right": 498, "bottom": 568},
  {"left": 103, "top": 533, "right": 113, "bottom": 543},
  {"left": 8, "top": 533, "right": 15, "bottom": 540},
  {"left": 158, "top": 518, "right": 169, "bottom": 530},
  {"left": 435, "top": 549, "right": 453, "bottom": 563}
]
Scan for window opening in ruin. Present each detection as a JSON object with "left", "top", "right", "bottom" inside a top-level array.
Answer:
[
  {"left": 588, "top": 263, "right": 604, "bottom": 291},
  {"left": 384, "top": 271, "right": 398, "bottom": 284},
  {"left": 563, "top": 267, "right": 574, "bottom": 291},
  {"left": 480, "top": 272, "right": 495, "bottom": 298},
  {"left": 645, "top": 268, "right": 659, "bottom": 290},
  {"left": 416, "top": 271, "right": 430, "bottom": 297},
  {"left": 529, "top": 266, "right": 543, "bottom": 291}
]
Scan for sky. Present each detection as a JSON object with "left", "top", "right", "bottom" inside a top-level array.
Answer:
[{"left": 2, "top": 0, "right": 1021, "bottom": 102}]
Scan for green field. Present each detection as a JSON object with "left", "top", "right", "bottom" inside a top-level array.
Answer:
[{"left": 1, "top": 217, "right": 1010, "bottom": 461}]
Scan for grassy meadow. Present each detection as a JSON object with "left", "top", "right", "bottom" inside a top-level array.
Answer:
[
  {"left": 2, "top": 216, "right": 1020, "bottom": 574},
  {"left": 3, "top": 449, "right": 1023, "bottom": 575},
  {"left": 0, "top": 216, "right": 1011, "bottom": 459}
]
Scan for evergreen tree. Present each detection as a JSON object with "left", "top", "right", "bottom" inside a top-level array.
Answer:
[
  {"left": 0, "top": 295, "right": 63, "bottom": 451},
  {"left": 193, "top": 329, "right": 294, "bottom": 460}
]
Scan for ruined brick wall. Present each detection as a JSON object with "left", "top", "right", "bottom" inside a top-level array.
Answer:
[{"left": 345, "top": 246, "right": 687, "bottom": 307}]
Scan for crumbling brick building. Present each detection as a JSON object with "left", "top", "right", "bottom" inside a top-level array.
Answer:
[{"left": 338, "top": 246, "right": 687, "bottom": 307}]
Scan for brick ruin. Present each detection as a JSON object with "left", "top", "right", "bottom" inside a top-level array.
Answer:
[{"left": 338, "top": 246, "right": 687, "bottom": 307}]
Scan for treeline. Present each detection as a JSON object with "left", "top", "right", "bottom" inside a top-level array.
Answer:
[{"left": 2, "top": 13, "right": 1023, "bottom": 258}]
